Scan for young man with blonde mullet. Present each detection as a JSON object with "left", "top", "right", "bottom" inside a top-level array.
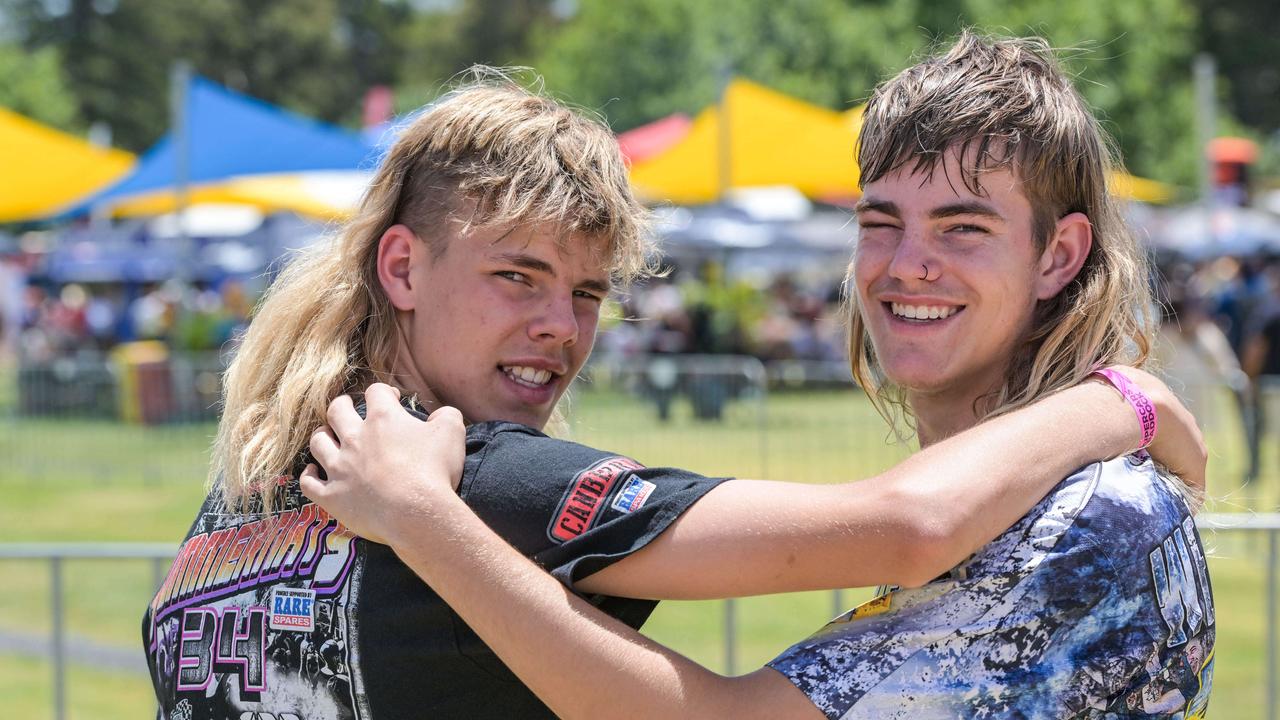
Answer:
[
  {"left": 305, "top": 33, "right": 1215, "bottom": 719},
  {"left": 145, "top": 74, "right": 1190, "bottom": 720}
]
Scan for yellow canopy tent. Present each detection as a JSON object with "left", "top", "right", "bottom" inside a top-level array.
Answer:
[
  {"left": 0, "top": 108, "right": 136, "bottom": 222},
  {"left": 630, "top": 79, "right": 859, "bottom": 204},
  {"left": 1108, "top": 171, "right": 1174, "bottom": 204},
  {"left": 629, "top": 80, "right": 1173, "bottom": 205},
  {"left": 106, "top": 172, "right": 367, "bottom": 222}
]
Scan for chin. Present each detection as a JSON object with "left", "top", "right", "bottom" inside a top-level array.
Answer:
[
  {"left": 496, "top": 407, "right": 552, "bottom": 429},
  {"left": 880, "top": 360, "right": 952, "bottom": 390}
]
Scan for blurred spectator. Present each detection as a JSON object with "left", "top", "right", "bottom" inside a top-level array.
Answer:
[{"left": 1241, "top": 262, "right": 1280, "bottom": 483}]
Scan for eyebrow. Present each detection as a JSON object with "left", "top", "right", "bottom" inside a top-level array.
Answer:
[
  {"left": 493, "top": 252, "right": 612, "bottom": 295},
  {"left": 854, "top": 198, "right": 1004, "bottom": 222},
  {"left": 854, "top": 199, "right": 899, "bottom": 217},
  {"left": 927, "top": 201, "right": 1004, "bottom": 221}
]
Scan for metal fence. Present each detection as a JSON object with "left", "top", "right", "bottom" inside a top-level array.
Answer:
[
  {"left": 3, "top": 349, "right": 1278, "bottom": 717},
  {"left": 2, "top": 346, "right": 1272, "bottom": 487},
  {"left": 1, "top": 512, "right": 1274, "bottom": 720}
]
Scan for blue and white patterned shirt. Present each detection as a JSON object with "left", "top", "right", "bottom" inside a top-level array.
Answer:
[{"left": 769, "top": 456, "right": 1214, "bottom": 719}]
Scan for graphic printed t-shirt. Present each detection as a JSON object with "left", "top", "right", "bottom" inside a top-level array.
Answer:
[
  {"left": 769, "top": 456, "right": 1214, "bottom": 719},
  {"left": 142, "top": 419, "right": 726, "bottom": 720}
]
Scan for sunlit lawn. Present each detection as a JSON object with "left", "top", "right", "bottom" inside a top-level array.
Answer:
[{"left": 1, "top": 384, "right": 1273, "bottom": 718}]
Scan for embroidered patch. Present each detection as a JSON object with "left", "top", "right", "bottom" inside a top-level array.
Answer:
[
  {"left": 611, "top": 477, "right": 656, "bottom": 514},
  {"left": 548, "top": 456, "right": 644, "bottom": 543},
  {"left": 268, "top": 587, "right": 316, "bottom": 632}
]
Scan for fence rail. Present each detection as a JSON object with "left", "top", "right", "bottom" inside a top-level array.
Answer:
[{"left": 2, "top": 512, "right": 1275, "bottom": 720}]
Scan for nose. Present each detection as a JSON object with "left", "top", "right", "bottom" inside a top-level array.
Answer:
[
  {"left": 885, "top": 226, "right": 936, "bottom": 284},
  {"left": 529, "top": 293, "right": 579, "bottom": 346}
]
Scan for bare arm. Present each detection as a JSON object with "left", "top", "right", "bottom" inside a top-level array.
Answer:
[
  {"left": 300, "top": 378, "right": 1204, "bottom": 719},
  {"left": 578, "top": 368, "right": 1204, "bottom": 595},
  {"left": 307, "top": 368, "right": 1203, "bottom": 598},
  {"left": 301, "top": 394, "right": 820, "bottom": 720}
]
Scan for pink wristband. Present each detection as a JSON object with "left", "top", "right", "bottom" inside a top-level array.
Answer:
[{"left": 1091, "top": 368, "right": 1158, "bottom": 451}]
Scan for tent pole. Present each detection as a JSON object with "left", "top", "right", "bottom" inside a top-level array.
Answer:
[
  {"left": 171, "top": 60, "right": 193, "bottom": 269},
  {"left": 87, "top": 122, "right": 113, "bottom": 229},
  {"left": 1193, "top": 54, "right": 1216, "bottom": 245},
  {"left": 717, "top": 64, "right": 732, "bottom": 202}
]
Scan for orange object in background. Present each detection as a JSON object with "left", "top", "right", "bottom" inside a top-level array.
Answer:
[
  {"left": 1209, "top": 136, "right": 1259, "bottom": 207},
  {"left": 1209, "top": 136, "right": 1260, "bottom": 165}
]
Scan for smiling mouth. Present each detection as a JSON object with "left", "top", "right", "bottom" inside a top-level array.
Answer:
[
  {"left": 501, "top": 365, "right": 558, "bottom": 389},
  {"left": 888, "top": 302, "right": 964, "bottom": 322}
]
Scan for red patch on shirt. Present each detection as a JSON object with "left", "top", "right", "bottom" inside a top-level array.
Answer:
[{"left": 548, "top": 457, "right": 644, "bottom": 543}]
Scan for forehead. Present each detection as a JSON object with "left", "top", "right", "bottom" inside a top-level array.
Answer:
[
  {"left": 447, "top": 221, "right": 613, "bottom": 275},
  {"left": 861, "top": 145, "right": 1031, "bottom": 215}
]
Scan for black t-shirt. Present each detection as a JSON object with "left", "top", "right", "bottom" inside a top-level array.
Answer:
[{"left": 142, "top": 420, "right": 726, "bottom": 719}]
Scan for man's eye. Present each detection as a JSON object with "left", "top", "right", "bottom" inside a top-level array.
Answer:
[
  {"left": 496, "top": 271, "right": 528, "bottom": 283},
  {"left": 858, "top": 221, "right": 897, "bottom": 230},
  {"left": 947, "top": 224, "right": 988, "bottom": 234},
  {"left": 574, "top": 290, "right": 604, "bottom": 303}
]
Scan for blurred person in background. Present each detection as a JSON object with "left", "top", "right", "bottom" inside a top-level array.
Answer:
[
  {"left": 1241, "top": 259, "right": 1280, "bottom": 482},
  {"left": 304, "top": 33, "right": 1214, "bottom": 719},
  {"left": 1158, "top": 260, "right": 1254, "bottom": 482}
]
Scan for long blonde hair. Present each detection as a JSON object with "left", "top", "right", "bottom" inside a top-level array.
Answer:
[
  {"left": 212, "top": 70, "right": 654, "bottom": 511},
  {"left": 847, "top": 32, "right": 1156, "bottom": 429}
]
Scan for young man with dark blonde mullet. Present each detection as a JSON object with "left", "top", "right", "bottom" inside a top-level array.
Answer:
[{"left": 306, "top": 33, "right": 1215, "bottom": 719}]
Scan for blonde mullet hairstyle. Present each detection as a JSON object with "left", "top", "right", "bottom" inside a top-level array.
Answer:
[
  {"left": 848, "top": 31, "right": 1157, "bottom": 432},
  {"left": 211, "top": 68, "right": 655, "bottom": 512}
]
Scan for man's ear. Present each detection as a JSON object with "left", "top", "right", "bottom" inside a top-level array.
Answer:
[
  {"left": 377, "top": 224, "right": 421, "bottom": 311},
  {"left": 1035, "top": 212, "right": 1093, "bottom": 300}
]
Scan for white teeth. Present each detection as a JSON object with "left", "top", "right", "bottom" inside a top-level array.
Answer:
[
  {"left": 503, "top": 366, "right": 554, "bottom": 387},
  {"left": 890, "top": 303, "right": 960, "bottom": 321}
]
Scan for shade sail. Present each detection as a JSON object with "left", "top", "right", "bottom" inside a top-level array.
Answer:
[
  {"left": 629, "top": 79, "right": 1173, "bottom": 205},
  {"left": 107, "top": 171, "right": 371, "bottom": 221},
  {"left": 1108, "top": 171, "right": 1174, "bottom": 204},
  {"left": 629, "top": 79, "right": 860, "bottom": 204},
  {"left": 0, "top": 108, "right": 135, "bottom": 222},
  {"left": 617, "top": 114, "right": 692, "bottom": 164},
  {"left": 64, "top": 76, "right": 377, "bottom": 216}
]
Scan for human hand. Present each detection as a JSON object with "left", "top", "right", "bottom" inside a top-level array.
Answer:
[
  {"left": 300, "top": 383, "right": 466, "bottom": 545},
  {"left": 1099, "top": 366, "right": 1207, "bottom": 492}
]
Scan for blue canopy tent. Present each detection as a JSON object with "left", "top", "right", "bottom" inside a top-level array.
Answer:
[{"left": 64, "top": 75, "right": 379, "bottom": 216}]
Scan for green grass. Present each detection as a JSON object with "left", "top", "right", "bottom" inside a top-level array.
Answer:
[
  {"left": 0, "top": 655, "right": 157, "bottom": 720},
  {"left": 0, "top": 382, "right": 1273, "bottom": 718}
]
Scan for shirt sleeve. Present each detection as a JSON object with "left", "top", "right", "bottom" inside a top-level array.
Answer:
[{"left": 457, "top": 422, "right": 728, "bottom": 625}]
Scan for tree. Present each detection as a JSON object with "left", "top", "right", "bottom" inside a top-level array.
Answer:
[
  {"left": 0, "top": 43, "right": 80, "bottom": 130},
  {"left": 959, "top": 0, "right": 1202, "bottom": 187},
  {"left": 531, "top": 0, "right": 1206, "bottom": 186},
  {"left": 1193, "top": 0, "right": 1280, "bottom": 133},
  {"left": 393, "top": 0, "right": 560, "bottom": 111},
  {"left": 532, "top": 0, "right": 922, "bottom": 132},
  {"left": 0, "top": 0, "right": 416, "bottom": 151}
]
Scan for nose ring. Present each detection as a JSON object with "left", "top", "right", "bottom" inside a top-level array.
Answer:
[{"left": 919, "top": 263, "right": 933, "bottom": 281}]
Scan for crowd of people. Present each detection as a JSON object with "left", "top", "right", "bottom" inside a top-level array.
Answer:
[
  {"left": 599, "top": 266, "right": 847, "bottom": 363},
  {"left": 9, "top": 249, "right": 1280, "bottom": 386},
  {"left": 8, "top": 278, "right": 251, "bottom": 363}
]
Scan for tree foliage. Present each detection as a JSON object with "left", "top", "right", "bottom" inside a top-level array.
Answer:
[
  {"left": 0, "top": 0, "right": 1270, "bottom": 187},
  {"left": 0, "top": 42, "right": 80, "bottom": 130},
  {"left": 0, "top": 0, "right": 413, "bottom": 151},
  {"left": 533, "top": 0, "right": 1205, "bottom": 186}
]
